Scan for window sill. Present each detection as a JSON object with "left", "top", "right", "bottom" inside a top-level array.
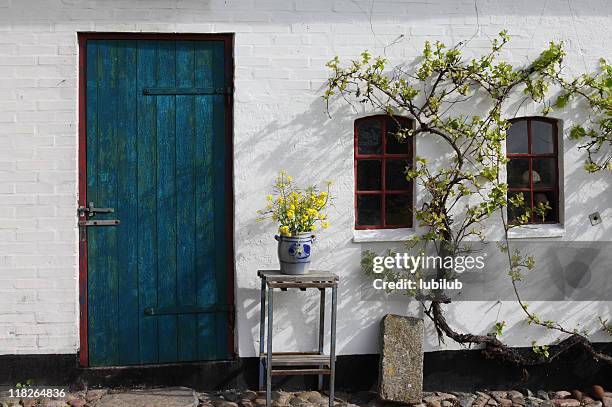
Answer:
[
  {"left": 507, "top": 224, "right": 565, "bottom": 239},
  {"left": 353, "top": 228, "right": 416, "bottom": 243}
]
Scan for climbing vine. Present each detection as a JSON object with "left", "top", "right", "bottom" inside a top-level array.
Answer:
[
  {"left": 547, "top": 59, "right": 612, "bottom": 172},
  {"left": 324, "top": 31, "right": 612, "bottom": 366}
]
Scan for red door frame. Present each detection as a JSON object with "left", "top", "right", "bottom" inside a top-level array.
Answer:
[{"left": 77, "top": 32, "right": 236, "bottom": 367}]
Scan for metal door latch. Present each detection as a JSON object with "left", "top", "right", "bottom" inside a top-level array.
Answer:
[
  {"left": 77, "top": 202, "right": 120, "bottom": 227},
  {"left": 78, "top": 201, "right": 115, "bottom": 217}
]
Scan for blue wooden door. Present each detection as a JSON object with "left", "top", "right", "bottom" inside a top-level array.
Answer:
[{"left": 85, "top": 39, "right": 231, "bottom": 366}]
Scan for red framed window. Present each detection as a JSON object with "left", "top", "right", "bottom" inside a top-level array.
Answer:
[
  {"left": 506, "top": 117, "right": 559, "bottom": 224},
  {"left": 354, "top": 115, "right": 414, "bottom": 229}
]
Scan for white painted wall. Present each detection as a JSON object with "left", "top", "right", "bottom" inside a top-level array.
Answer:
[{"left": 0, "top": 0, "right": 610, "bottom": 357}]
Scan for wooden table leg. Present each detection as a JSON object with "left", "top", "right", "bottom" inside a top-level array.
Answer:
[
  {"left": 266, "top": 285, "right": 274, "bottom": 407},
  {"left": 329, "top": 284, "right": 337, "bottom": 407},
  {"left": 318, "top": 287, "right": 325, "bottom": 391},
  {"left": 259, "top": 278, "right": 266, "bottom": 391}
]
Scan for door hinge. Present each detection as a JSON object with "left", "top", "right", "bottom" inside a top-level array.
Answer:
[
  {"left": 144, "top": 304, "right": 232, "bottom": 316},
  {"left": 143, "top": 87, "right": 229, "bottom": 96},
  {"left": 78, "top": 219, "right": 120, "bottom": 227}
]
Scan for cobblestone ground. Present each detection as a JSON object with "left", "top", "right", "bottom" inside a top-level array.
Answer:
[{"left": 1, "top": 386, "right": 611, "bottom": 407}]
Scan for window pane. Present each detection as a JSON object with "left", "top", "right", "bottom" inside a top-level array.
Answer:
[
  {"left": 507, "top": 158, "right": 530, "bottom": 188},
  {"left": 533, "top": 191, "right": 557, "bottom": 223},
  {"left": 507, "top": 120, "right": 528, "bottom": 154},
  {"left": 357, "top": 118, "right": 382, "bottom": 155},
  {"left": 507, "top": 191, "right": 531, "bottom": 223},
  {"left": 385, "top": 193, "right": 412, "bottom": 226},
  {"left": 531, "top": 121, "right": 554, "bottom": 154},
  {"left": 532, "top": 158, "right": 556, "bottom": 188},
  {"left": 386, "top": 118, "right": 410, "bottom": 155},
  {"left": 386, "top": 159, "right": 411, "bottom": 190},
  {"left": 357, "top": 194, "right": 382, "bottom": 226},
  {"left": 357, "top": 160, "right": 381, "bottom": 191}
]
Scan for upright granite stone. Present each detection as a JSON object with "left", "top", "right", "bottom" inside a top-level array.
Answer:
[{"left": 378, "top": 314, "right": 424, "bottom": 404}]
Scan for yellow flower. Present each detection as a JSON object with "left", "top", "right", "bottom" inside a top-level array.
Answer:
[
  {"left": 310, "top": 225, "right": 317, "bottom": 231},
  {"left": 259, "top": 173, "right": 332, "bottom": 237}
]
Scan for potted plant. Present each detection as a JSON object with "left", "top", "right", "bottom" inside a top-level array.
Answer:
[{"left": 257, "top": 171, "right": 332, "bottom": 275}]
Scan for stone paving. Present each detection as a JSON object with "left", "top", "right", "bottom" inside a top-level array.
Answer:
[{"left": 1, "top": 386, "right": 611, "bottom": 407}]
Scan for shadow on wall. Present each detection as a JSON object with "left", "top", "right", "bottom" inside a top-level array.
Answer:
[
  {"left": 233, "top": 46, "right": 612, "bottom": 359},
  {"left": 233, "top": 83, "right": 405, "bottom": 356}
]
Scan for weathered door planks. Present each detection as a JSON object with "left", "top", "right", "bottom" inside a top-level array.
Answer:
[{"left": 84, "top": 38, "right": 230, "bottom": 366}]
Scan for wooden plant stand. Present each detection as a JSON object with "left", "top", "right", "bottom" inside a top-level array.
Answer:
[{"left": 257, "top": 270, "right": 339, "bottom": 407}]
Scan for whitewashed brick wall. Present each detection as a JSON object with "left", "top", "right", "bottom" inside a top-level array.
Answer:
[{"left": 0, "top": 0, "right": 610, "bottom": 357}]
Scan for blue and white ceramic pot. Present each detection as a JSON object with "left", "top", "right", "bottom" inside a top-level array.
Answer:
[{"left": 275, "top": 233, "right": 315, "bottom": 275}]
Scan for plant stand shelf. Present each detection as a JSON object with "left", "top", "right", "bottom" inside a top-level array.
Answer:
[{"left": 257, "top": 270, "right": 339, "bottom": 407}]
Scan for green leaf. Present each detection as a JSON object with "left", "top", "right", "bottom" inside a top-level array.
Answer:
[
  {"left": 493, "top": 321, "right": 506, "bottom": 337},
  {"left": 555, "top": 94, "right": 569, "bottom": 108},
  {"left": 569, "top": 125, "right": 586, "bottom": 140}
]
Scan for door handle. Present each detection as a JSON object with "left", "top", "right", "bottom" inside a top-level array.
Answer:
[
  {"left": 78, "top": 201, "right": 115, "bottom": 217},
  {"left": 77, "top": 201, "right": 120, "bottom": 229}
]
